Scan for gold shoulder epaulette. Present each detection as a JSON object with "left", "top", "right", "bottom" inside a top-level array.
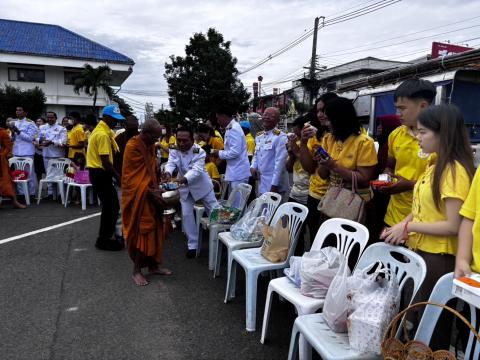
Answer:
[
  {"left": 26, "top": 118, "right": 34, "bottom": 123},
  {"left": 169, "top": 144, "right": 177, "bottom": 149},
  {"left": 193, "top": 147, "right": 200, "bottom": 154},
  {"left": 257, "top": 131, "right": 265, "bottom": 136},
  {"left": 273, "top": 128, "right": 281, "bottom": 135}
]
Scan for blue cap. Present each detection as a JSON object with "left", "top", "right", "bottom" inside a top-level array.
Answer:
[
  {"left": 101, "top": 105, "right": 125, "bottom": 121},
  {"left": 239, "top": 120, "right": 251, "bottom": 129}
]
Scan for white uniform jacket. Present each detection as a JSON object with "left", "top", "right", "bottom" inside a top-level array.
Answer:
[
  {"left": 165, "top": 143, "right": 214, "bottom": 201},
  {"left": 39, "top": 123, "right": 67, "bottom": 158},
  {"left": 12, "top": 118, "right": 37, "bottom": 156},
  {"left": 218, "top": 119, "right": 251, "bottom": 181}
]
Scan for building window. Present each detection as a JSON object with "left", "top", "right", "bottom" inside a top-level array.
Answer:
[
  {"left": 8, "top": 67, "right": 45, "bottom": 83},
  {"left": 64, "top": 71, "right": 82, "bottom": 85}
]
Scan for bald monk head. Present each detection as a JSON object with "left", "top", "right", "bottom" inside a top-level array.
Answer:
[
  {"left": 140, "top": 119, "right": 163, "bottom": 146},
  {"left": 262, "top": 107, "right": 280, "bottom": 131}
]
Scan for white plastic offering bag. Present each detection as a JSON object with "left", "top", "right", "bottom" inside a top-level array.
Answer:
[
  {"left": 230, "top": 199, "right": 267, "bottom": 242},
  {"left": 284, "top": 256, "right": 302, "bottom": 287},
  {"left": 300, "top": 247, "right": 344, "bottom": 299}
]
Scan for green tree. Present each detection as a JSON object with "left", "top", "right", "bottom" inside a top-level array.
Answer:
[
  {"left": 154, "top": 108, "right": 182, "bottom": 129},
  {"left": 0, "top": 85, "right": 46, "bottom": 120},
  {"left": 73, "top": 64, "right": 114, "bottom": 112},
  {"left": 164, "top": 28, "right": 250, "bottom": 120}
]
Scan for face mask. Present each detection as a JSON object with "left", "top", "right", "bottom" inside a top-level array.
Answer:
[
  {"left": 161, "top": 128, "right": 167, "bottom": 135},
  {"left": 68, "top": 120, "right": 74, "bottom": 125}
]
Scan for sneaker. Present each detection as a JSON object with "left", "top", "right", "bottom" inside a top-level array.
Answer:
[
  {"left": 186, "top": 249, "right": 196, "bottom": 259},
  {"left": 95, "top": 240, "right": 124, "bottom": 251}
]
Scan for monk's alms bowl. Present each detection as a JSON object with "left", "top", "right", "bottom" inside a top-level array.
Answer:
[{"left": 162, "top": 189, "right": 180, "bottom": 206}]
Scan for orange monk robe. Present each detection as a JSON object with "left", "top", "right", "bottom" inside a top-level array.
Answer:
[
  {"left": 0, "top": 128, "right": 16, "bottom": 197},
  {"left": 121, "top": 136, "right": 168, "bottom": 265}
]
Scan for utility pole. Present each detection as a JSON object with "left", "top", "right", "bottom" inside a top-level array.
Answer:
[{"left": 309, "top": 16, "right": 324, "bottom": 105}]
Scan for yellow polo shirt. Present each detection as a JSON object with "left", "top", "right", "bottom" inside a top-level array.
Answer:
[
  {"left": 321, "top": 132, "right": 377, "bottom": 198},
  {"left": 408, "top": 157, "right": 471, "bottom": 255},
  {"left": 160, "top": 135, "right": 176, "bottom": 159},
  {"left": 384, "top": 126, "right": 429, "bottom": 226},
  {"left": 208, "top": 136, "right": 224, "bottom": 150},
  {"left": 205, "top": 161, "right": 220, "bottom": 181},
  {"left": 459, "top": 167, "right": 480, "bottom": 272},
  {"left": 245, "top": 133, "right": 255, "bottom": 156},
  {"left": 86, "top": 121, "right": 117, "bottom": 169},
  {"left": 307, "top": 135, "right": 329, "bottom": 199},
  {"left": 68, "top": 123, "right": 85, "bottom": 159}
]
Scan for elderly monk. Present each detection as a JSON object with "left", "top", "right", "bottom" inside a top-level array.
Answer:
[
  {"left": 0, "top": 117, "right": 26, "bottom": 209},
  {"left": 122, "top": 119, "right": 172, "bottom": 286}
]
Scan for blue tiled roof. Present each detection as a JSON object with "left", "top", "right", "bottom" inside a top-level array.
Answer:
[{"left": 0, "top": 19, "right": 134, "bottom": 65}]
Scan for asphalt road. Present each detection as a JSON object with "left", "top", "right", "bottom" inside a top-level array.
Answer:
[{"left": 0, "top": 201, "right": 297, "bottom": 360}]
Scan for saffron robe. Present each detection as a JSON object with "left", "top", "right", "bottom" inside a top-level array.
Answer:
[{"left": 0, "top": 128, "right": 15, "bottom": 197}]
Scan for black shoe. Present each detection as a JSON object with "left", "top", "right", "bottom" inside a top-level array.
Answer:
[
  {"left": 186, "top": 249, "right": 196, "bottom": 259},
  {"left": 95, "top": 240, "right": 124, "bottom": 251}
]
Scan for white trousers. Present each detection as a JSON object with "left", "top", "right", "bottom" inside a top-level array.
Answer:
[{"left": 181, "top": 189, "right": 219, "bottom": 250}]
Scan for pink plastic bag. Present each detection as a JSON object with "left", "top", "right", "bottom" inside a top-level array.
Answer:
[{"left": 74, "top": 170, "right": 90, "bottom": 184}]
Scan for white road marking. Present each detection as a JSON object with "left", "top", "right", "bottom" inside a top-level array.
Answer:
[
  {"left": 0, "top": 212, "right": 101, "bottom": 245},
  {"left": 66, "top": 307, "right": 79, "bottom": 312}
]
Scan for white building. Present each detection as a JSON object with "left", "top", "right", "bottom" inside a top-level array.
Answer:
[{"left": 0, "top": 19, "right": 134, "bottom": 119}]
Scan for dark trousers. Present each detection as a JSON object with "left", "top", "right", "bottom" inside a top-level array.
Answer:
[{"left": 88, "top": 168, "right": 119, "bottom": 242}]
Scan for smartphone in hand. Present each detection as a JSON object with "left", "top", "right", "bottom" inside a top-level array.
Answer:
[{"left": 316, "top": 146, "right": 331, "bottom": 160}]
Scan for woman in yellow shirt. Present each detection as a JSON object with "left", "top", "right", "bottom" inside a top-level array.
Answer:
[
  {"left": 316, "top": 97, "right": 378, "bottom": 204},
  {"left": 197, "top": 123, "right": 224, "bottom": 151},
  {"left": 382, "top": 105, "right": 474, "bottom": 328}
]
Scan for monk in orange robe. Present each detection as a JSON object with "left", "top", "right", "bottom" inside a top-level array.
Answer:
[
  {"left": 0, "top": 118, "right": 26, "bottom": 209},
  {"left": 122, "top": 119, "right": 172, "bottom": 286}
]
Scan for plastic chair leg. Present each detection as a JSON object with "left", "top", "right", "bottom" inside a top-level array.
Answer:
[
  {"left": 245, "top": 269, "right": 260, "bottom": 332},
  {"left": 213, "top": 238, "right": 223, "bottom": 278},
  {"left": 260, "top": 284, "right": 275, "bottom": 343},
  {"left": 88, "top": 187, "right": 94, "bottom": 204},
  {"left": 80, "top": 186, "right": 87, "bottom": 210},
  {"left": 225, "top": 258, "right": 237, "bottom": 303},
  {"left": 23, "top": 183, "right": 30, "bottom": 205},
  {"left": 194, "top": 207, "right": 204, "bottom": 257},
  {"left": 37, "top": 181, "right": 43, "bottom": 205},
  {"left": 208, "top": 225, "right": 219, "bottom": 270},
  {"left": 58, "top": 182, "right": 65, "bottom": 205},
  {"left": 287, "top": 322, "right": 301, "bottom": 360}
]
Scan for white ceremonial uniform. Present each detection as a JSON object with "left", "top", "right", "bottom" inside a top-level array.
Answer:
[
  {"left": 39, "top": 123, "right": 68, "bottom": 170},
  {"left": 218, "top": 119, "right": 251, "bottom": 192},
  {"left": 251, "top": 128, "right": 290, "bottom": 195},
  {"left": 12, "top": 117, "right": 38, "bottom": 195},
  {"left": 165, "top": 143, "right": 220, "bottom": 250}
]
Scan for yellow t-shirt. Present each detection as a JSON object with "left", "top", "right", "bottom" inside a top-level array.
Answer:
[
  {"left": 214, "top": 129, "right": 223, "bottom": 141},
  {"left": 408, "top": 158, "right": 471, "bottom": 255},
  {"left": 86, "top": 121, "right": 117, "bottom": 169},
  {"left": 68, "top": 124, "right": 85, "bottom": 159},
  {"left": 160, "top": 135, "right": 176, "bottom": 159},
  {"left": 321, "top": 132, "right": 378, "bottom": 198},
  {"left": 245, "top": 133, "right": 255, "bottom": 156},
  {"left": 208, "top": 136, "right": 224, "bottom": 150},
  {"left": 459, "top": 167, "right": 480, "bottom": 272},
  {"left": 384, "top": 126, "right": 429, "bottom": 226},
  {"left": 205, "top": 161, "right": 220, "bottom": 181},
  {"left": 307, "top": 136, "right": 329, "bottom": 199}
]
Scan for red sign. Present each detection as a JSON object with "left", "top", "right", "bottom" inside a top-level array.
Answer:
[{"left": 431, "top": 42, "right": 473, "bottom": 59}]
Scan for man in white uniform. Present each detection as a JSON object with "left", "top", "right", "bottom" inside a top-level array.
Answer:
[
  {"left": 8, "top": 106, "right": 38, "bottom": 197},
  {"left": 215, "top": 108, "right": 251, "bottom": 193},
  {"left": 251, "top": 107, "right": 290, "bottom": 197},
  {"left": 164, "top": 127, "right": 219, "bottom": 258}
]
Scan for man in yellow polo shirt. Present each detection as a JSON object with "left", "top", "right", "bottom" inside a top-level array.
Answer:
[
  {"left": 67, "top": 112, "right": 85, "bottom": 160},
  {"left": 378, "top": 79, "right": 436, "bottom": 228},
  {"left": 87, "top": 105, "right": 125, "bottom": 251},
  {"left": 240, "top": 120, "right": 255, "bottom": 162}
]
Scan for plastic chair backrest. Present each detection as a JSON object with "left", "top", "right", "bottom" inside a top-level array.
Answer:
[
  {"left": 225, "top": 183, "right": 252, "bottom": 210},
  {"left": 268, "top": 202, "right": 309, "bottom": 261},
  {"left": 310, "top": 218, "right": 369, "bottom": 267},
  {"left": 255, "top": 192, "right": 282, "bottom": 224},
  {"left": 415, "top": 273, "right": 479, "bottom": 358},
  {"left": 46, "top": 158, "right": 71, "bottom": 174},
  {"left": 356, "top": 243, "right": 427, "bottom": 299},
  {"left": 8, "top": 156, "right": 33, "bottom": 172}
]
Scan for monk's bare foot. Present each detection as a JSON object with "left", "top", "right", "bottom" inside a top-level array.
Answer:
[
  {"left": 13, "top": 201, "right": 26, "bottom": 209},
  {"left": 132, "top": 272, "right": 148, "bottom": 286},
  {"left": 148, "top": 266, "right": 173, "bottom": 276}
]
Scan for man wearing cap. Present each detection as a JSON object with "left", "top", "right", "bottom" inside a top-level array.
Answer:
[
  {"left": 86, "top": 105, "right": 125, "bottom": 251},
  {"left": 240, "top": 120, "right": 255, "bottom": 163},
  {"left": 215, "top": 106, "right": 251, "bottom": 193}
]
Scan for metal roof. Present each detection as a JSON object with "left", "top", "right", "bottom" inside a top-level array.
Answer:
[{"left": 0, "top": 19, "right": 134, "bottom": 65}]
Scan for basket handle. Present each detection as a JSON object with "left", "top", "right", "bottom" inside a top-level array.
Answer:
[{"left": 383, "top": 301, "right": 480, "bottom": 344}]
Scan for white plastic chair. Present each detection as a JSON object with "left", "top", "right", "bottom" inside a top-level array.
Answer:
[
  {"left": 64, "top": 182, "right": 94, "bottom": 211},
  {"left": 198, "top": 183, "right": 252, "bottom": 268},
  {"left": 8, "top": 156, "right": 33, "bottom": 205},
  {"left": 37, "top": 158, "right": 72, "bottom": 205},
  {"left": 416, "top": 273, "right": 479, "bottom": 358},
  {"left": 226, "top": 202, "right": 309, "bottom": 332},
  {"left": 287, "top": 242, "right": 427, "bottom": 360},
  {"left": 214, "top": 192, "right": 282, "bottom": 278},
  {"left": 261, "top": 218, "right": 370, "bottom": 356}
]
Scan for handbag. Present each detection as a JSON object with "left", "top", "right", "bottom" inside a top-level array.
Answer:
[
  {"left": 317, "top": 171, "right": 365, "bottom": 223},
  {"left": 73, "top": 170, "right": 90, "bottom": 184}
]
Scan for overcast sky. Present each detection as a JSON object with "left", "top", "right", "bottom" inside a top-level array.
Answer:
[{"left": 3, "top": 0, "right": 480, "bottom": 117}]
